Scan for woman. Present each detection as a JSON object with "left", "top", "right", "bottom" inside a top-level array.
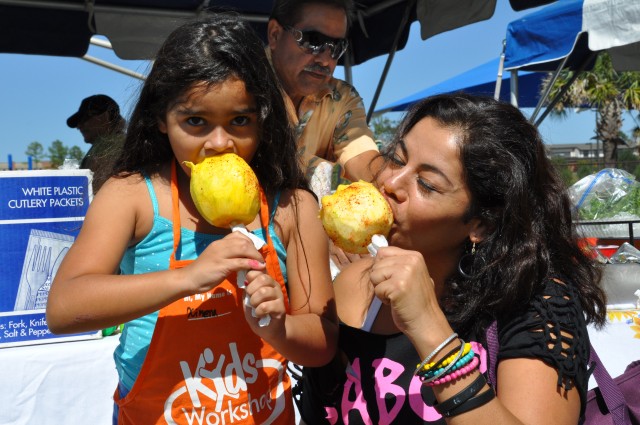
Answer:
[{"left": 298, "top": 93, "right": 606, "bottom": 424}]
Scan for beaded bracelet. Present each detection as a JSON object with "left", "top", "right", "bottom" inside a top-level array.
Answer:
[
  {"left": 419, "top": 349, "right": 475, "bottom": 380},
  {"left": 421, "top": 342, "right": 472, "bottom": 372},
  {"left": 414, "top": 332, "right": 458, "bottom": 376},
  {"left": 418, "top": 342, "right": 462, "bottom": 373},
  {"left": 419, "top": 349, "right": 474, "bottom": 380},
  {"left": 423, "top": 355, "right": 480, "bottom": 386},
  {"left": 419, "top": 339, "right": 467, "bottom": 384}
]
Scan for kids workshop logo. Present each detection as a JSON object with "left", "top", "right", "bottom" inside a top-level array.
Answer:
[{"left": 164, "top": 342, "right": 287, "bottom": 425}]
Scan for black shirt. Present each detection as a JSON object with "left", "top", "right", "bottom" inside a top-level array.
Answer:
[{"left": 297, "top": 277, "right": 591, "bottom": 424}]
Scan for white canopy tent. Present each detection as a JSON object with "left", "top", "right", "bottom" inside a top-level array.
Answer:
[{"left": 500, "top": 0, "right": 640, "bottom": 126}]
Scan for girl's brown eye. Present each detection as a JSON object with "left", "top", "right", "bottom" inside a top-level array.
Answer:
[
  {"left": 186, "top": 117, "right": 205, "bottom": 126},
  {"left": 231, "top": 116, "right": 250, "bottom": 126}
]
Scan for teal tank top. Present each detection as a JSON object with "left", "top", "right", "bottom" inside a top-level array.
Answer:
[{"left": 113, "top": 177, "right": 287, "bottom": 391}]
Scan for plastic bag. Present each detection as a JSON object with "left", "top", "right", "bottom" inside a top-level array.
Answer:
[
  {"left": 570, "top": 168, "right": 640, "bottom": 220},
  {"left": 569, "top": 169, "right": 640, "bottom": 238}
]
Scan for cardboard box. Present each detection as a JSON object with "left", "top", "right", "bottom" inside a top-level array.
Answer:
[{"left": 0, "top": 170, "right": 101, "bottom": 347}]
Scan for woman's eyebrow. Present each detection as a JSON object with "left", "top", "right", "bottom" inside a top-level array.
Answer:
[
  {"left": 418, "top": 162, "right": 454, "bottom": 187},
  {"left": 403, "top": 138, "right": 454, "bottom": 187}
]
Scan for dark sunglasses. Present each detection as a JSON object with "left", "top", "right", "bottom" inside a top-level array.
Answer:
[{"left": 283, "top": 25, "right": 348, "bottom": 60}]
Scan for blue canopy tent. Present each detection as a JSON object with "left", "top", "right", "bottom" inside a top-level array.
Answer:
[
  {"left": 375, "top": 58, "right": 545, "bottom": 114},
  {"left": 502, "top": 0, "right": 640, "bottom": 126}
]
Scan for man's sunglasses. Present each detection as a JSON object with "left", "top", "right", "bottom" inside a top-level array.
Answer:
[{"left": 283, "top": 25, "right": 348, "bottom": 60}]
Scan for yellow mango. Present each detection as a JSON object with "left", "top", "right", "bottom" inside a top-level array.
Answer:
[
  {"left": 320, "top": 180, "right": 393, "bottom": 254},
  {"left": 184, "top": 154, "right": 260, "bottom": 227}
]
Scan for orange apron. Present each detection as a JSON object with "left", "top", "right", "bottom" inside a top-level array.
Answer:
[{"left": 115, "top": 162, "right": 294, "bottom": 424}]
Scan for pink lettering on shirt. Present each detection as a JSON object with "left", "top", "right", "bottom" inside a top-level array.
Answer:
[
  {"left": 341, "top": 358, "right": 373, "bottom": 425},
  {"left": 326, "top": 342, "right": 489, "bottom": 423},
  {"left": 373, "top": 358, "right": 405, "bottom": 424}
]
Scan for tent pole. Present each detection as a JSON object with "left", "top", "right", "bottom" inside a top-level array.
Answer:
[
  {"left": 343, "top": 48, "right": 353, "bottom": 85},
  {"left": 81, "top": 55, "right": 146, "bottom": 80},
  {"left": 529, "top": 54, "right": 570, "bottom": 123},
  {"left": 494, "top": 39, "right": 506, "bottom": 101},
  {"left": 90, "top": 36, "right": 113, "bottom": 50},
  {"left": 509, "top": 70, "right": 519, "bottom": 107},
  {"left": 534, "top": 51, "right": 597, "bottom": 127},
  {"left": 366, "top": 0, "right": 416, "bottom": 124},
  {"left": 533, "top": 70, "right": 581, "bottom": 127}
]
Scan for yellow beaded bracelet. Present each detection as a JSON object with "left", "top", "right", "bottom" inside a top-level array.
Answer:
[{"left": 421, "top": 342, "right": 471, "bottom": 371}]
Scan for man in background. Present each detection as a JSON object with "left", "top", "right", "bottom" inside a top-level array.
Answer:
[
  {"left": 67, "top": 94, "right": 125, "bottom": 192},
  {"left": 267, "top": 0, "right": 380, "bottom": 198}
]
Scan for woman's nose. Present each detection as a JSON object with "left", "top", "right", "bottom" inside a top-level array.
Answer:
[{"left": 380, "top": 167, "right": 407, "bottom": 203}]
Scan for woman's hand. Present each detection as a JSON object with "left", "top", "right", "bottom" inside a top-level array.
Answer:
[
  {"left": 183, "top": 231, "right": 266, "bottom": 295},
  {"left": 369, "top": 246, "right": 451, "bottom": 346}
]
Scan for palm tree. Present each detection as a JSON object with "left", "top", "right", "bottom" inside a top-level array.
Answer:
[{"left": 540, "top": 53, "right": 640, "bottom": 168}]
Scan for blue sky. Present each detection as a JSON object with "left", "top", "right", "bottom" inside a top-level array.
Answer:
[{"left": 1, "top": 0, "right": 637, "bottom": 164}]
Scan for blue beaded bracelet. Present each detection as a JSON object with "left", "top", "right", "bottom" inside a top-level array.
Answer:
[{"left": 420, "top": 349, "right": 475, "bottom": 379}]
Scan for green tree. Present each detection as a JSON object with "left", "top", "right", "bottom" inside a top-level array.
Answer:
[
  {"left": 371, "top": 115, "right": 399, "bottom": 149},
  {"left": 633, "top": 164, "right": 640, "bottom": 181},
  {"left": 576, "top": 160, "right": 597, "bottom": 180},
  {"left": 618, "top": 148, "right": 639, "bottom": 176},
  {"left": 47, "top": 140, "right": 69, "bottom": 169},
  {"left": 551, "top": 157, "right": 576, "bottom": 188},
  {"left": 68, "top": 146, "right": 85, "bottom": 163},
  {"left": 541, "top": 53, "right": 640, "bottom": 168},
  {"left": 25, "top": 141, "right": 44, "bottom": 167}
]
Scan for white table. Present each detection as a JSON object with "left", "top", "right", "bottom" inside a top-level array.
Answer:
[
  {"left": 587, "top": 308, "right": 640, "bottom": 389},
  {"left": 0, "top": 335, "right": 120, "bottom": 425}
]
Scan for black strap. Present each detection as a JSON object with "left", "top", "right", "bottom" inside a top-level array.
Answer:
[
  {"left": 441, "top": 386, "right": 496, "bottom": 417},
  {"left": 434, "top": 372, "right": 487, "bottom": 416}
]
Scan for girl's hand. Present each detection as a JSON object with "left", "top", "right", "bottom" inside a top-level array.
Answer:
[
  {"left": 184, "top": 231, "right": 266, "bottom": 295},
  {"left": 369, "top": 246, "right": 447, "bottom": 341},
  {"left": 242, "top": 269, "right": 286, "bottom": 338}
]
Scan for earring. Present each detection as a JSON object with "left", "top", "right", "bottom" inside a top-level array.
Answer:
[{"left": 458, "top": 242, "right": 477, "bottom": 279}]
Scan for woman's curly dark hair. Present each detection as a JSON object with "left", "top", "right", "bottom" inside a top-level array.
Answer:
[{"left": 380, "top": 93, "right": 606, "bottom": 336}]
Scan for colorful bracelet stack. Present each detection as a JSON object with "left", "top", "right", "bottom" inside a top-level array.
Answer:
[
  {"left": 414, "top": 332, "right": 459, "bottom": 376},
  {"left": 415, "top": 336, "right": 478, "bottom": 384},
  {"left": 415, "top": 332, "right": 496, "bottom": 417}
]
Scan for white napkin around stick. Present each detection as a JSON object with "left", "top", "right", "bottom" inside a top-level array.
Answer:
[
  {"left": 367, "top": 234, "right": 388, "bottom": 256},
  {"left": 360, "top": 234, "right": 388, "bottom": 331},
  {"left": 231, "top": 224, "right": 271, "bottom": 327}
]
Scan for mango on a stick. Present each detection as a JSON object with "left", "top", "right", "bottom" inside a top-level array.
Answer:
[
  {"left": 184, "top": 153, "right": 260, "bottom": 228},
  {"left": 320, "top": 180, "right": 393, "bottom": 254}
]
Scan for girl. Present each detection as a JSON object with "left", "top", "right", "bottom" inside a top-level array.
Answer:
[
  {"left": 298, "top": 94, "right": 607, "bottom": 424},
  {"left": 46, "top": 14, "right": 337, "bottom": 425}
]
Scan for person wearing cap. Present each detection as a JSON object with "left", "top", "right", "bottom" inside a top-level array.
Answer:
[
  {"left": 267, "top": 0, "right": 380, "bottom": 199},
  {"left": 67, "top": 94, "right": 126, "bottom": 192}
]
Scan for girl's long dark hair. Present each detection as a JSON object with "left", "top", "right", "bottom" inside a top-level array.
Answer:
[
  {"left": 114, "top": 13, "right": 307, "bottom": 196},
  {"left": 383, "top": 94, "right": 606, "bottom": 335}
]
